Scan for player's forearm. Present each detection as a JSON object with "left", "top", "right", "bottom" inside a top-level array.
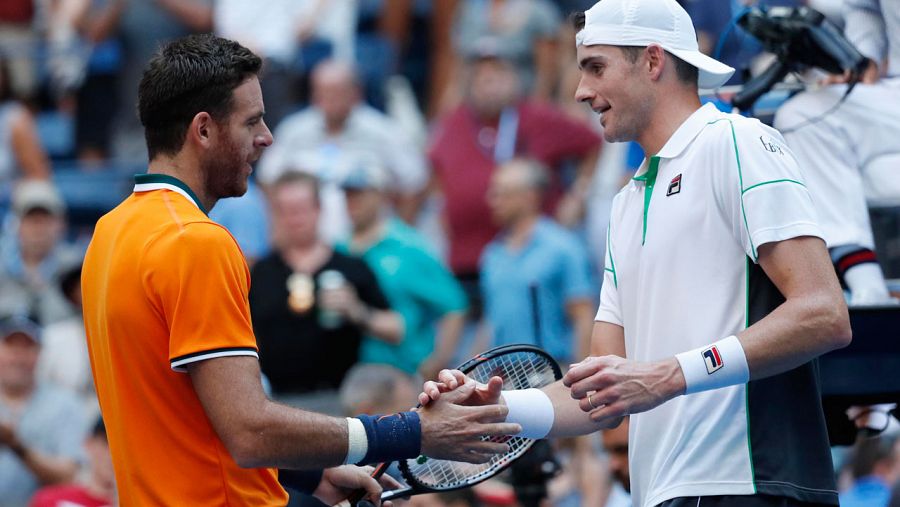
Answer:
[
  {"left": 544, "top": 380, "right": 603, "bottom": 437},
  {"left": 233, "top": 401, "right": 350, "bottom": 469},
  {"left": 739, "top": 292, "right": 851, "bottom": 380}
]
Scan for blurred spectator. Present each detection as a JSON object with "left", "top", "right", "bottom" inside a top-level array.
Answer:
[
  {"left": 428, "top": 51, "right": 600, "bottom": 317},
  {"left": 35, "top": 263, "right": 97, "bottom": 415},
  {"left": 774, "top": 1, "right": 900, "bottom": 303},
  {"left": 0, "top": 56, "right": 51, "bottom": 211},
  {"left": 0, "top": 0, "right": 38, "bottom": 100},
  {"left": 338, "top": 363, "right": 417, "bottom": 416},
  {"left": 602, "top": 417, "right": 631, "bottom": 507},
  {"left": 445, "top": 0, "right": 562, "bottom": 109},
  {"left": 110, "top": 0, "right": 213, "bottom": 161},
  {"left": 840, "top": 434, "right": 900, "bottom": 507},
  {"left": 214, "top": 0, "right": 357, "bottom": 128},
  {"left": 475, "top": 159, "right": 595, "bottom": 362},
  {"left": 249, "top": 172, "right": 401, "bottom": 402},
  {"left": 258, "top": 59, "right": 428, "bottom": 235},
  {"left": 0, "top": 181, "right": 81, "bottom": 325},
  {"left": 209, "top": 178, "right": 271, "bottom": 266},
  {"left": 29, "top": 417, "right": 115, "bottom": 507},
  {"left": 70, "top": 0, "right": 126, "bottom": 162},
  {"left": 0, "top": 316, "right": 85, "bottom": 507},
  {"left": 338, "top": 164, "right": 468, "bottom": 378}
]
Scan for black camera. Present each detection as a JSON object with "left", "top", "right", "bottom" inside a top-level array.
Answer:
[{"left": 732, "top": 7, "right": 869, "bottom": 111}]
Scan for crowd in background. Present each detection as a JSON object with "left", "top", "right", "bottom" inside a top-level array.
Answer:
[{"left": 0, "top": 0, "right": 898, "bottom": 506}]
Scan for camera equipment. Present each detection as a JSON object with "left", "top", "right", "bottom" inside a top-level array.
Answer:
[{"left": 732, "top": 7, "right": 868, "bottom": 112}]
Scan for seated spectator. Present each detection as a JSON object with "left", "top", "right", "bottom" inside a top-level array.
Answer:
[
  {"left": 0, "top": 181, "right": 81, "bottom": 325},
  {"left": 428, "top": 50, "right": 600, "bottom": 313},
  {"left": 0, "top": 316, "right": 86, "bottom": 507},
  {"left": 29, "top": 417, "right": 115, "bottom": 507},
  {"left": 0, "top": 56, "right": 50, "bottom": 212},
  {"left": 257, "top": 59, "right": 428, "bottom": 238},
  {"left": 840, "top": 434, "right": 900, "bottom": 507},
  {"left": 475, "top": 159, "right": 595, "bottom": 363},
  {"left": 249, "top": 172, "right": 401, "bottom": 403},
  {"left": 35, "top": 264, "right": 97, "bottom": 415},
  {"left": 337, "top": 164, "right": 467, "bottom": 379}
]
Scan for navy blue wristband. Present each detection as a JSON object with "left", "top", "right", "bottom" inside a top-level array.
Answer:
[{"left": 356, "top": 411, "right": 422, "bottom": 465}]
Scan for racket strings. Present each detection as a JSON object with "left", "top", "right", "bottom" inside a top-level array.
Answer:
[{"left": 403, "top": 351, "right": 558, "bottom": 489}]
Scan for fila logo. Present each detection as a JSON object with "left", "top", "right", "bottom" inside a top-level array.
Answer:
[
  {"left": 702, "top": 345, "right": 724, "bottom": 374},
  {"left": 666, "top": 174, "right": 682, "bottom": 196},
  {"left": 759, "top": 135, "right": 784, "bottom": 155}
]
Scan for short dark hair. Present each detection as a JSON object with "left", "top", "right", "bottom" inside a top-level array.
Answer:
[
  {"left": 571, "top": 11, "right": 699, "bottom": 87},
  {"left": 138, "top": 34, "right": 262, "bottom": 160}
]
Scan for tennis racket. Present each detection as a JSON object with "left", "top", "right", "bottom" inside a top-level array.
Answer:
[{"left": 338, "top": 343, "right": 562, "bottom": 506}]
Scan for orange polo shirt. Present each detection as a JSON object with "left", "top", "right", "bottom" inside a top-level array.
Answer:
[{"left": 82, "top": 173, "right": 287, "bottom": 506}]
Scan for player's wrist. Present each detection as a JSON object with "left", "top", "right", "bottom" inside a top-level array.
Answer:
[
  {"left": 674, "top": 335, "right": 749, "bottom": 395},
  {"left": 501, "top": 388, "right": 554, "bottom": 439},
  {"left": 352, "top": 412, "right": 421, "bottom": 465}
]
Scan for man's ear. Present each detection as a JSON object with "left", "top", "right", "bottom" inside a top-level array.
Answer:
[
  {"left": 188, "top": 112, "right": 216, "bottom": 149},
  {"left": 645, "top": 44, "right": 666, "bottom": 82}
]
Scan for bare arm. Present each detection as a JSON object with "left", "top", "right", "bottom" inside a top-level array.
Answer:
[
  {"left": 531, "top": 37, "right": 558, "bottom": 102},
  {"left": 188, "top": 356, "right": 522, "bottom": 468},
  {"left": 564, "top": 236, "right": 851, "bottom": 424},
  {"left": 75, "top": 0, "right": 125, "bottom": 43},
  {"left": 10, "top": 108, "right": 51, "bottom": 180},
  {"left": 361, "top": 309, "right": 404, "bottom": 345},
  {"left": 188, "top": 356, "right": 348, "bottom": 469}
]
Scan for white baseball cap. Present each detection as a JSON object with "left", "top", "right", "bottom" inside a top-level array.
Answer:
[{"left": 576, "top": 0, "right": 735, "bottom": 89}]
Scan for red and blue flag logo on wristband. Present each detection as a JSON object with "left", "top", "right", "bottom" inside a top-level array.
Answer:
[{"left": 702, "top": 345, "right": 724, "bottom": 374}]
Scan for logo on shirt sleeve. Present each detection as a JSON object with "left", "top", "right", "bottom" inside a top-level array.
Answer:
[
  {"left": 702, "top": 345, "right": 724, "bottom": 374},
  {"left": 759, "top": 135, "right": 784, "bottom": 155},
  {"left": 666, "top": 174, "right": 682, "bottom": 196}
]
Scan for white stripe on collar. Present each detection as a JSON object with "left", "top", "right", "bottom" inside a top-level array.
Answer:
[{"left": 133, "top": 182, "right": 201, "bottom": 210}]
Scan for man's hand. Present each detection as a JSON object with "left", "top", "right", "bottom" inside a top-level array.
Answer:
[
  {"left": 418, "top": 380, "right": 521, "bottom": 463},
  {"left": 820, "top": 59, "right": 880, "bottom": 86},
  {"left": 418, "top": 370, "right": 504, "bottom": 407},
  {"left": 314, "top": 465, "right": 400, "bottom": 506},
  {"left": 320, "top": 285, "right": 368, "bottom": 324},
  {"left": 563, "top": 355, "right": 685, "bottom": 425}
]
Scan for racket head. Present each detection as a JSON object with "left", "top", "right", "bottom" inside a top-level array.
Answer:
[{"left": 397, "top": 344, "right": 562, "bottom": 495}]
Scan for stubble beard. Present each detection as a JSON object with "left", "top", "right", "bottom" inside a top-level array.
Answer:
[{"left": 202, "top": 135, "right": 249, "bottom": 203}]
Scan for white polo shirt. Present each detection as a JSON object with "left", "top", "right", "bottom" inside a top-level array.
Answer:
[{"left": 597, "top": 103, "right": 838, "bottom": 507}]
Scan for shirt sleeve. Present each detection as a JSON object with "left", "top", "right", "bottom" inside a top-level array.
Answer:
[
  {"left": 595, "top": 222, "right": 623, "bottom": 326},
  {"left": 143, "top": 222, "right": 259, "bottom": 372},
  {"left": 713, "top": 117, "right": 824, "bottom": 263}
]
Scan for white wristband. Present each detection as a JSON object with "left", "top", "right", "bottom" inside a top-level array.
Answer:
[
  {"left": 501, "top": 388, "right": 554, "bottom": 439},
  {"left": 344, "top": 417, "right": 368, "bottom": 465},
  {"left": 675, "top": 335, "right": 749, "bottom": 395}
]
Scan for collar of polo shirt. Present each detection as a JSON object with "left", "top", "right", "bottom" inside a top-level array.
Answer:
[{"left": 631, "top": 103, "right": 721, "bottom": 245}]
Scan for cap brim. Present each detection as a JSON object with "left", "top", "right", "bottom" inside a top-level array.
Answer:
[{"left": 666, "top": 47, "right": 735, "bottom": 89}]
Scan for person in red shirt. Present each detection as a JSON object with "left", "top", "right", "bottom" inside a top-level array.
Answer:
[
  {"left": 427, "top": 50, "right": 601, "bottom": 312},
  {"left": 29, "top": 418, "right": 114, "bottom": 507}
]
